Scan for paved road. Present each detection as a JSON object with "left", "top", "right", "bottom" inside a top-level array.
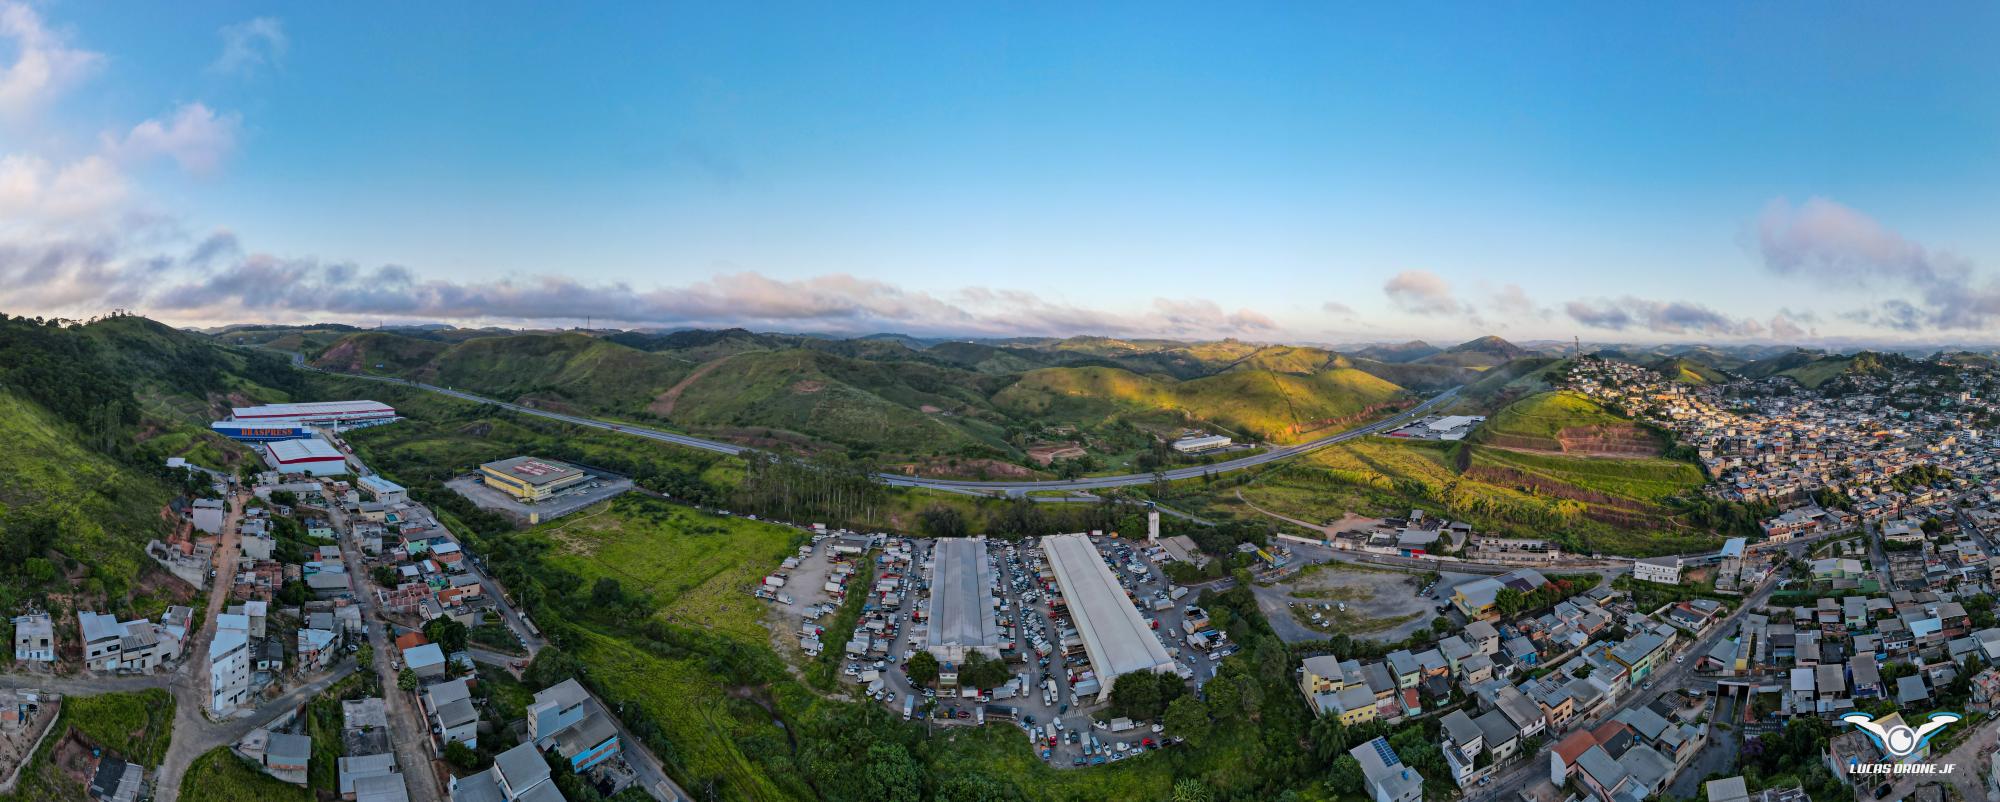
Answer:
[
  {"left": 325, "top": 488, "right": 443, "bottom": 802},
  {"left": 280, "top": 351, "right": 1461, "bottom": 493}
]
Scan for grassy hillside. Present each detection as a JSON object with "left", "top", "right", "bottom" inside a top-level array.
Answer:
[
  {"left": 1473, "top": 390, "right": 1664, "bottom": 456},
  {"left": 1648, "top": 357, "right": 1728, "bottom": 385},
  {"left": 1207, "top": 436, "right": 1714, "bottom": 556},
  {"left": 993, "top": 363, "right": 1407, "bottom": 442},
  {"left": 2, "top": 689, "right": 175, "bottom": 802},
  {"left": 1414, "top": 335, "right": 1532, "bottom": 369}
]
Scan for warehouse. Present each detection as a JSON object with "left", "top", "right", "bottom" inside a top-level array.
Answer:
[
  {"left": 1171, "top": 434, "right": 1232, "bottom": 454},
  {"left": 264, "top": 437, "right": 351, "bottom": 477},
  {"left": 479, "top": 457, "right": 587, "bottom": 502},
  {"left": 924, "top": 536, "right": 1003, "bottom": 663},
  {"left": 229, "top": 400, "right": 397, "bottom": 425},
  {"left": 1042, "top": 533, "right": 1174, "bottom": 702}
]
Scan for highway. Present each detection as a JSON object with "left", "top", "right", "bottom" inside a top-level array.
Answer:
[{"left": 285, "top": 352, "right": 1462, "bottom": 493}]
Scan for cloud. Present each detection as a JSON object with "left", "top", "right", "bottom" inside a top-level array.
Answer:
[
  {"left": 1564, "top": 297, "right": 1763, "bottom": 337},
  {"left": 107, "top": 103, "right": 241, "bottom": 175},
  {"left": 211, "top": 17, "right": 287, "bottom": 76},
  {"left": 0, "top": 1, "right": 102, "bottom": 120},
  {"left": 1754, "top": 197, "right": 2000, "bottom": 331},
  {"left": 1768, "top": 313, "right": 1808, "bottom": 340},
  {"left": 1321, "top": 300, "right": 1356, "bottom": 318},
  {"left": 1382, "top": 270, "right": 1462, "bottom": 316},
  {"left": 7, "top": 235, "right": 1281, "bottom": 338},
  {"left": 1486, "top": 284, "right": 1546, "bottom": 320},
  {"left": 0, "top": 153, "right": 129, "bottom": 224}
]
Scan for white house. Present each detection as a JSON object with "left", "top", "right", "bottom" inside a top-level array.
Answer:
[
  {"left": 1633, "top": 556, "right": 1682, "bottom": 585},
  {"left": 209, "top": 628, "right": 251, "bottom": 715}
]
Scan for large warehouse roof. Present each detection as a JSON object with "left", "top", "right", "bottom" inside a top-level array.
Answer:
[
  {"left": 1042, "top": 533, "right": 1173, "bottom": 694},
  {"left": 231, "top": 400, "right": 396, "bottom": 421},
  {"left": 925, "top": 537, "right": 1002, "bottom": 661},
  {"left": 481, "top": 456, "right": 584, "bottom": 487},
  {"left": 267, "top": 437, "right": 346, "bottom": 464}
]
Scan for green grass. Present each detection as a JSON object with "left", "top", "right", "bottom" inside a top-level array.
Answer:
[
  {"left": 1213, "top": 436, "right": 1719, "bottom": 557},
  {"left": 179, "top": 747, "right": 310, "bottom": 802},
  {"left": 535, "top": 495, "right": 803, "bottom": 641},
  {"left": 0, "top": 690, "right": 175, "bottom": 802},
  {"left": 477, "top": 664, "right": 538, "bottom": 724},
  {"left": 1473, "top": 390, "right": 1653, "bottom": 452},
  {"left": 993, "top": 363, "right": 1408, "bottom": 443},
  {"left": 0, "top": 391, "right": 176, "bottom": 611}
]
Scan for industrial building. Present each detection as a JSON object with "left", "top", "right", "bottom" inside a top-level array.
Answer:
[
  {"left": 1042, "top": 533, "right": 1175, "bottom": 702},
  {"left": 479, "top": 456, "right": 587, "bottom": 501},
  {"left": 357, "top": 475, "right": 407, "bottom": 505},
  {"left": 1171, "top": 434, "right": 1233, "bottom": 454},
  {"left": 264, "top": 437, "right": 351, "bottom": 477},
  {"left": 229, "top": 400, "right": 398, "bottom": 426},
  {"left": 924, "top": 537, "right": 1004, "bottom": 663}
]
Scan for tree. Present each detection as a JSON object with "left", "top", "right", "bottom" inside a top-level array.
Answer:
[
  {"left": 525, "top": 647, "right": 584, "bottom": 689},
  {"left": 919, "top": 505, "right": 967, "bottom": 539},
  {"left": 424, "top": 616, "right": 469, "bottom": 655},
  {"left": 861, "top": 743, "right": 923, "bottom": 802},
  {"left": 1328, "top": 754, "right": 1365, "bottom": 796},
  {"left": 1163, "top": 695, "right": 1209, "bottom": 746},
  {"left": 443, "top": 740, "right": 478, "bottom": 770},
  {"left": 397, "top": 667, "right": 417, "bottom": 691},
  {"left": 1170, "top": 779, "right": 1214, "bottom": 802},
  {"left": 1109, "top": 671, "right": 1161, "bottom": 719},
  {"left": 356, "top": 643, "right": 374, "bottom": 668},
  {"left": 906, "top": 651, "right": 939, "bottom": 687}
]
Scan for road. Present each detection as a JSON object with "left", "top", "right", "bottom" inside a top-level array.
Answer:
[
  {"left": 281, "top": 351, "right": 1460, "bottom": 493},
  {"left": 324, "top": 487, "right": 444, "bottom": 802}
]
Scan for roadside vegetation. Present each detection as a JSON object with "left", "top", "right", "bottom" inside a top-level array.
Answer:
[{"left": 178, "top": 747, "right": 310, "bottom": 802}]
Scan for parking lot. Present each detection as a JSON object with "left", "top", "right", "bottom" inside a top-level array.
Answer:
[
  {"left": 774, "top": 533, "right": 1213, "bottom": 768},
  {"left": 445, "top": 473, "right": 633, "bottom": 523}
]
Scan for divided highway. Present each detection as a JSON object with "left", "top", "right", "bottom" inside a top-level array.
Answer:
[{"left": 287, "top": 352, "right": 1460, "bottom": 492}]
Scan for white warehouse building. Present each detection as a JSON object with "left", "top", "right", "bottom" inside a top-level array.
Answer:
[{"left": 1042, "top": 533, "right": 1175, "bottom": 702}]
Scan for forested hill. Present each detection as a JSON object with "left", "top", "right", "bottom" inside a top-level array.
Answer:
[{"left": 0, "top": 313, "right": 303, "bottom": 615}]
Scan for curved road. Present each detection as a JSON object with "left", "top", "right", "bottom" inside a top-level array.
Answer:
[{"left": 286, "top": 352, "right": 1460, "bottom": 493}]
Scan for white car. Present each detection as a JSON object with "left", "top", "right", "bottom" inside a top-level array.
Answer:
[{"left": 1674, "top": 655, "right": 1685, "bottom": 664}]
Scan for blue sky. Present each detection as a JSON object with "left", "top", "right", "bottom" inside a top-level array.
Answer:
[{"left": 7, "top": 1, "right": 2000, "bottom": 343}]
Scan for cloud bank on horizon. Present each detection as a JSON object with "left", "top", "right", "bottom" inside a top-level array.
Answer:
[{"left": 3, "top": 3, "right": 1999, "bottom": 345}]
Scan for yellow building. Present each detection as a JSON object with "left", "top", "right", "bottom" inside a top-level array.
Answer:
[{"left": 480, "top": 457, "right": 587, "bottom": 501}]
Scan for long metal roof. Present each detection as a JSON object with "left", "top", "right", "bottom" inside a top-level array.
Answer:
[
  {"left": 1042, "top": 534, "right": 1172, "bottom": 684},
  {"left": 925, "top": 537, "right": 1002, "bottom": 657}
]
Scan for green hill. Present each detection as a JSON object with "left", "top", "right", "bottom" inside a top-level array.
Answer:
[
  {"left": 1350, "top": 340, "right": 1440, "bottom": 363},
  {"left": 993, "top": 363, "right": 1407, "bottom": 442},
  {"left": 1648, "top": 357, "right": 1728, "bottom": 385},
  {"left": 1414, "top": 335, "right": 1531, "bottom": 369},
  {"left": 1473, "top": 390, "right": 1665, "bottom": 456}
]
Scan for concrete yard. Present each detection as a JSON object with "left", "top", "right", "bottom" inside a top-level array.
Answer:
[
  {"left": 445, "top": 473, "right": 633, "bottom": 524},
  {"left": 1251, "top": 561, "right": 1466, "bottom": 643}
]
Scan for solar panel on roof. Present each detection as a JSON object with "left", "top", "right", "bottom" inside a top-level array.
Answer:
[{"left": 1372, "top": 737, "right": 1401, "bottom": 767}]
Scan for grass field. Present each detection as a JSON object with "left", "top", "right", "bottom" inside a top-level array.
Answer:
[
  {"left": 0, "top": 690, "right": 175, "bottom": 802},
  {"left": 179, "top": 747, "right": 310, "bottom": 802},
  {"left": 1473, "top": 390, "right": 1649, "bottom": 449},
  {"left": 535, "top": 494, "right": 803, "bottom": 641},
  {"left": 993, "top": 364, "right": 1407, "bottom": 443},
  {"left": 1217, "top": 436, "right": 1719, "bottom": 557},
  {"left": 0, "top": 390, "right": 176, "bottom": 612}
]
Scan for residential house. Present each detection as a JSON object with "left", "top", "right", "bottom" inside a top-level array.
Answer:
[
  {"left": 1350, "top": 737, "right": 1423, "bottom": 802},
  {"left": 11, "top": 613, "right": 53, "bottom": 662}
]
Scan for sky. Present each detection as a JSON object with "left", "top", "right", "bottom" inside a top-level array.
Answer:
[{"left": 4, "top": 1, "right": 2000, "bottom": 345}]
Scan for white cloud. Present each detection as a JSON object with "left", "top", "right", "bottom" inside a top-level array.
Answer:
[
  {"left": 1382, "top": 270, "right": 1462, "bottom": 316},
  {"left": 1564, "top": 296, "right": 1763, "bottom": 337},
  {"left": 211, "top": 17, "right": 287, "bottom": 76},
  {"left": 0, "top": 1, "right": 102, "bottom": 120},
  {"left": 1753, "top": 197, "right": 2000, "bottom": 331},
  {"left": 0, "top": 153, "right": 129, "bottom": 225},
  {"left": 107, "top": 103, "right": 241, "bottom": 175}
]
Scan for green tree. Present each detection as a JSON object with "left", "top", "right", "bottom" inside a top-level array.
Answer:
[
  {"left": 1170, "top": 778, "right": 1214, "bottom": 802},
  {"left": 1328, "top": 754, "right": 1365, "bottom": 796},
  {"left": 443, "top": 740, "right": 478, "bottom": 770},
  {"left": 1109, "top": 671, "right": 1161, "bottom": 719},
  {"left": 397, "top": 667, "right": 417, "bottom": 691},
  {"left": 423, "top": 615, "right": 469, "bottom": 655},
  {"left": 1164, "top": 695, "right": 1209, "bottom": 746},
  {"left": 906, "top": 651, "right": 939, "bottom": 687},
  {"left": 861, "top": 743, "right": 923, "bottom": 802}
]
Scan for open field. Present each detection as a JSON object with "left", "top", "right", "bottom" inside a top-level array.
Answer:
[
  {"left": 535, "top": 494, "right": 803, "bottom": 642},
  {"left": 1192, "top": 435, "right": 1719, "bottom": 557},
  {"left": 178, "top": 747, "right": 309, "bottom": 802},
  {"left": 0, "top": 689, "right": 175, "bottom": 802}
]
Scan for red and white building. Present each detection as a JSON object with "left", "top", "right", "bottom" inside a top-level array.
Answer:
[{"left": 264, "top": 437, "right": 351, "bottom": 477}]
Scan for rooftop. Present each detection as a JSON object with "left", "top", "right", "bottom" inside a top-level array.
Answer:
[
  {"left": 1042, "top": 534, "right": 1173, "bottom": 680},
  {"left": 481, "top": 456, "right": 585, "bottom": 486},
  {"left": 925, "top": 537, "right": 1003, "bottom": 658}
]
